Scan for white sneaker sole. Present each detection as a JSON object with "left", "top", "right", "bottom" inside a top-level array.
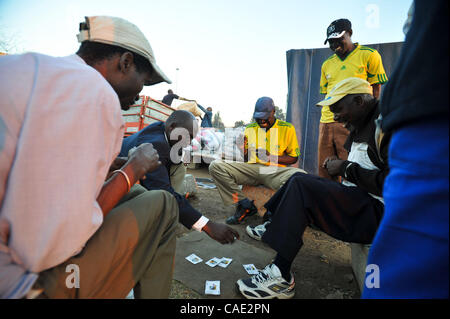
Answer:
[
  {"left": 236, "top": 280, "right": 295, "bottom": 299},
  {"left": 245, "top": 225, "right": 263, "bottom": 241}
]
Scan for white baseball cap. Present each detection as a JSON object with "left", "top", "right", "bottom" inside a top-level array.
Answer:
[{"left": 77, "top": 16, "right": 171, "bottom": 85}]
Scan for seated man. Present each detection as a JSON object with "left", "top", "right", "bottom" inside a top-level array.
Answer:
[
  {"left": 236, "top": 78, "right": 390, "bottom": 299},
  {"left": 209, "top": 97, "right": 305, "bottom": 225},
  {"left": 120, "top": 110, "right": 240, "bottom": 244},
  {"left": 0, "top": 16, "right": 180, "bottom": 299}
]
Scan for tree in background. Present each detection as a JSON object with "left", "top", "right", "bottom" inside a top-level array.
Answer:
[
  {"left": 233, "top": 120, "right": 247, "bottom": 128},
  {"left": 274, "top": 106, "right": 286, "bottom": 121},
  {"left": 0, "top": 26, "right": 23, "bottom": 54},
  {"left": 212, "top": 111, "right": 225, "bottom": 131}
]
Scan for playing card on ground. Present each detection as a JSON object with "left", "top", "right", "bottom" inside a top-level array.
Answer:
[
  {"left": 243, "top": 264, "right": 259, "bottom": 274},
  {"left": 205, "top": 257, "right": 221, "bottom": 267},
  {"left": 218, "top": 257, "right": 233, "bottom": 268},
  {"left": 185, "top": 254, "right": 203, "bottom": 264},
  {"left": 205, "top": 281, "right": 220, "bottom": 295}
]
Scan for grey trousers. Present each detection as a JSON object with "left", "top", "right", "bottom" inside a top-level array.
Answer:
[{"left": 34, "top": 185, "right": 179, "bottom": 299}]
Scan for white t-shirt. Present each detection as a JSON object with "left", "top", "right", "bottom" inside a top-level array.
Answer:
[
  {"left": 342, "top": 142, "right": 384, "bottom": 204},
  {"left": 0, "top": 53, "right": 124, "bottom": 272}
]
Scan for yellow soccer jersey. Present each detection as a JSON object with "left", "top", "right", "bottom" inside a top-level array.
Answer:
[
  {"left": 244, "top": 119, "right": 300, "bottom": 167},
  {"left": 319, "top": 43, "right": 388, "bottom": 123}
]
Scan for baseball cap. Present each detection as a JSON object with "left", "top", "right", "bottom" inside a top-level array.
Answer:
[
  {"left": 253, "top": 97, "right": 275, "bottom": 120},
  {"left": 317, "top": 77, "right": 373, "bottom": 107},
  {"left": 324, "top": 19, "right": 352, "bottom": 45},
  {"left": 77, "top": 16, "right": 171, "bottom": 85}
]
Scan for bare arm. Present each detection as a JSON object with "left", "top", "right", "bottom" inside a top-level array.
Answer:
[
  {"left": 178, "top": 97, "right": 195, "bottom": 102},
  {"left": 255, "top": 148, "right": 298, "bottom": 166},
  {"left": 271, "top": 154, "right": 299, "bottom": 166},
  {"left": 97, "top": 143, "right": 161, "bottom": 217},
  {"left": 372, "top": 83, "right": 381, "bottom": 99}
]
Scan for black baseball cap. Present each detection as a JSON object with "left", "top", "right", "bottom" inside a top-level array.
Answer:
[
  {"left": 253, "top": 97, "right": 275, "bottom": 120},
  {"left": 324, "top": 19, "right": 352, "bottom": 45}
]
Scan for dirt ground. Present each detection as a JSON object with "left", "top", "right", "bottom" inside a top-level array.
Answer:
[{"left": 169, "top": 164, "right": 360, "bottom": 299}]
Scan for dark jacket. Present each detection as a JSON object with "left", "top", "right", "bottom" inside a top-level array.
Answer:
[
  {"left": 338, "top": 101, "right": 391, "bottom": 197},
  {"left": 197, "top": 104, "right": 213, "bottom": 128},
  {"left": 379, "top": 0, "right": 448, "bottom": 132},
  {"left": 120, "top": 122, "right": 202, "bottom": 229},
  {"left": 161, "top": 93, "right": 179, "bottom": 106}
]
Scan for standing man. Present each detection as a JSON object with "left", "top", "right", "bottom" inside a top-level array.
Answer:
[
  {"left": 209, "top": 97, "right": 305, "bottom": 225},
  {"left": 161, "top": 89, "right": 194, "bottom": 106},
  {"left": 197, "top": 104, "right": 213, "bottom": 128},
  {"left": 0, "top": 16, "right": 178, "bottom": 299},
  {"left": 318, "top": 18, "right": 388, "bottom": 180}
]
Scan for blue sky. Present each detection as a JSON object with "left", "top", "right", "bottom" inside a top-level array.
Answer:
[{"left": 0, "top": 0, "right": 412, "bottom": 126}]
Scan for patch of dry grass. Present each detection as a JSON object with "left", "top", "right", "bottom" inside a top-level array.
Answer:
[{"left": 169, "top": 280, "right": 202, "bottom": 299}]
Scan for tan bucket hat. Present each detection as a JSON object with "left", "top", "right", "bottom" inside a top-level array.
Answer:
[
  {"left": 317, "top": 77, "right": 373, "bottom": 107},
  {"left": 77, "top": 16, "right": 171, "bottom": 85}
]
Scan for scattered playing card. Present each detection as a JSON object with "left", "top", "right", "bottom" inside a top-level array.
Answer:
[
  {"left": 185, "top": 254, "right": 203, "bottom": 264},
  {"left": 218, "top": 257, "right": 233, "bottom": 268},
  {"left": 243, "top": 264, "right": 259, "bottom": 274},
  {"left": 205, "top": 281, "right": 220, "bottom": 295},
  {"left": 205, "top": 257, "right": 222, "bottom": 267}
]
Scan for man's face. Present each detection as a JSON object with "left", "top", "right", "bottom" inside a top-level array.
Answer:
[
  {"left": 329, "top": 94, "right": 366, "bottom": 130},
  {"left": 108, "top": 52, "right": 153, "bottom": 110},
  {"left": 116, "top": 67, "right": 152, "bottom": 110},
  {"left": 255, "top": 110, "right": 275, "bottom": 129},
  {"left": 328, "top": 32, "right": 352, "bottom": 55},
  {"left": 167, "top": 119, "right": 198, "bottom": 148}
]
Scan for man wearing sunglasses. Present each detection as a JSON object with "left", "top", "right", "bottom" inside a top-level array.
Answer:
[
  {"left": 318, "top": 18, "right": 388, "bottom": 181},
  {"left": 209, "top": 97, "right": 305, "bottom": 225}
]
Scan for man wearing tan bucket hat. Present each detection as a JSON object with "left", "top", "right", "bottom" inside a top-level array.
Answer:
[
  {"left": 236, "top": 77, "right": 391, "bottom": 299},
  {"left": 0, "top": 16, "right": 180, "bottom": 298}
]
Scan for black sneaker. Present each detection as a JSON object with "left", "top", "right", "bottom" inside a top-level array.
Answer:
[{"left": 226, "top": 198, "right": 257, "bottom": 224}]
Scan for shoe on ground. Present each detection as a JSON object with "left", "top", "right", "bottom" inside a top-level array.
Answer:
[
  {"left": 246, "top": 221, "right": 271, "bottom": 241},
  {"left": 236, "top": 264, "right": 295, "bottom": 299},
  {"left": 226, "top": 198, "right": 257, "bottom": 225}
]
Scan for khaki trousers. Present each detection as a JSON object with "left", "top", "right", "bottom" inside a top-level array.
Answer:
[
  {"left": 209, "top": 160, "right": 306, "bottom": 206},
  {"left": 169, "top": 163, "right": 186, "bottom": 194},
  {"left": 317, "top": 122, "right": 349, "bottom": 181},
  {"left": 34, "top": 185, "right": 179, "bottom": 299}
]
